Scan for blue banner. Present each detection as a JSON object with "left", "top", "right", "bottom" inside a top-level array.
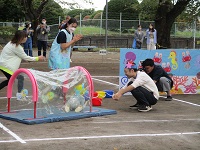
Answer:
[{"left": 119, "top": 49, "right": 200, "bottom": 94}]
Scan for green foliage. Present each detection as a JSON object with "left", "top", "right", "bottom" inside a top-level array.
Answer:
[
  {"left": 177, "top": 0, "right": 200, "bottom": 22},
  {"left": 0, "top": 26, "right": 16, "bottom": 38},
  {"left": 138, "top": 0, "right": 159, "bottom": 20},
  {"left": 39, "top": 0, "right": 65, "bottom": 24},
  {"left": 0, "top": 0, "right": 64, "bottom": 24},
  {"left": 68, "top": 9, "right": 95, "bottom": 18},
  {"left": 68, "top": 9, "right": 83, "bottom": 18},
  {"left": 74, "top": 26, "right": 118, "bottom": 35},
  {"left": 102, "top": 0, "right": 139, "bottom": 20},
  {"left": 91, "top": 12, "right": 103, "bottom": 26},
  {"left": 74, "top": 15, "right": 80, "bottom": 21},
  {"left": 0, "top": 0, "right": 24, "bottom": 21},
  {"left": 90, "top": 10, "right": 103, "bottom": 19},
  {"left": 93, "top": 12, "right": 102, "bottom": 20}
]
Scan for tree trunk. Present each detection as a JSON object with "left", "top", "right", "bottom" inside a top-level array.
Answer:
[
  {"left": 20, "top": 0, "right": 49, "bottom": 47},
  {"left": 155, "top": 0, "right": 191, "bottom": 48}
]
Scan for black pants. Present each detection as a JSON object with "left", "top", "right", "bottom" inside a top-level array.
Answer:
[
  {"left": 16, "top": 75, "right": 24, "bottom": 92},
  {"left": 0, "top": 70, "right": 11, "bottom": 90},
  {"left": 128, "top": 81, "right": 157, "bottom": 106},
  {"left": 0, "top": 69, "right": 24, "bottom": 92},
  {"left": 37, "top": 40, "right": 47, "bottom": 57}
]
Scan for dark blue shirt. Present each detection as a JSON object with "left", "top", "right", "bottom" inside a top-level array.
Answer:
[{"left": 148, "top": 65, "right": 173, "bottom": 87}]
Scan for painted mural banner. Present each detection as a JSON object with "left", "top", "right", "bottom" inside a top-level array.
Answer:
[{"left": 119, "top": 48, "right": 200, "bottom": 94}]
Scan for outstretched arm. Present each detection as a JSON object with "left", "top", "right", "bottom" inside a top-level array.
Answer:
[{"left": 112, "top": 85, "right": 135, "bottom": 100}]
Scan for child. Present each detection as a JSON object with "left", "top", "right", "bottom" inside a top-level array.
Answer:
[{"left": 0, "top": 30, "right": 45, "bottom": 100}]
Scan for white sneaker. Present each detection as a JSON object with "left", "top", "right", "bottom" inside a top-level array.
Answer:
[{"left": 16, "top": 93, "right": 22, "bottom": 100}]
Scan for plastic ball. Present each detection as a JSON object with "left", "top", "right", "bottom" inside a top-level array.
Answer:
[
  {"left": 75, "top": 84, "right": 86, "bottom": 95},
  {"left": 46, "top": 92, "right": 55, "bottom": 100},
  {"left": 21, "top": 89, "right": 28, "bottom": 97}
]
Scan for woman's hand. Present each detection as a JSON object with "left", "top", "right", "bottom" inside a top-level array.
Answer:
[
  {"left": 73, "top": 34, "right": 83, "bottom": 42},
  {"left": 38, "top": 55, "right": 46, "bottom": 61}
]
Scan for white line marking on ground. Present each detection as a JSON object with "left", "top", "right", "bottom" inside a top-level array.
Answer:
[
  {"left": 0, "top": 132, "right": 199, "bottom": 143},
  {"left": 106, "top": 58, "right": 120, "bottom": 61},
  {"left": 90, "top": 118, "right": 200, "bottom": 124},
  {"left": 92, "top": 78, "right": 119, "bottom": 87},
  {"left": 0, "top": 76, "right": 119, "bottom": 79},
  {"left": 0, "top": 140, "right": 18, "bottom": 143},
  {"left": 92, "top": 76, "right": 119, "bottom": 78},
  {"left": 0, "top": 122, "right": 26, "bottom": 144},
  {"left": 160, "top": 96, "right": 200, "bottom": 107},
  {"left": 0, "top": 96, "right": 7, "bottom": 99}
]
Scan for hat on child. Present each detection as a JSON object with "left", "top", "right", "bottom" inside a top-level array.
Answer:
[{"left": 125, "top": 61, "right": 137, "bottom": 69}]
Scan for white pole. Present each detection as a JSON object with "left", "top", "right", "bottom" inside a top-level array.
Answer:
[
  {"left": 193, "top": 19, "right": 196, "bottom": 49},
  {"left": 100, "top": 12, "right": 103, "bottom": 35},
  {"left": 80, "top": 13, "right": 82, "bottom": 34},
  {"left": 105, "top": 0, "right": 108, "bottom": 49}
]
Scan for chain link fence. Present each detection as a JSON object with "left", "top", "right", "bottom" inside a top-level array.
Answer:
[{"left": 0, "top": 16, "right": 200, "bottom": 48}]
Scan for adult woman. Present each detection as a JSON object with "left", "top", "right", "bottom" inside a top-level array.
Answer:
[
  {"left": 146, "top": 23, "right": 157, "bottom": 50},
  {"left": 0, "top": 30, "right": 45, "bottom": 99},
  {"left": 36, "top": 18, "right": 50, "bottom": 57},
  {"left": 133, "top": 25, "right": 145, "bottom": 49},
  {"left": 48, "top": 18, "right": 83, "bottom": 69},
  {"left": 23, "top": 21, "right": 34, "bottom": 56}
]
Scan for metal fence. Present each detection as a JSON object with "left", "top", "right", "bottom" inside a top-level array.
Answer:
[
  {"left": 1, "top": 19, "right": 200, "bottom": 36},
  {"left": 0, "top": 18, "right": 200, "bottom": 45}
]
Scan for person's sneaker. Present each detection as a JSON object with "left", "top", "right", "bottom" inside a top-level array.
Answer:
[
  {"left": 138, "top": 105, "right": 152, "bottom": 112},
  {"left": 165, "top": 96, "right": 173, "bottom": 101},
  {"left": 130, "top": 103, "right": 140, "bottom": 108},
  {"left": 16, "top": 93, "right": 22, "bottom": 100}
]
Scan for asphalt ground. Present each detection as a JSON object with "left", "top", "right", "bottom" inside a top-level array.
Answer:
[{"left": 0, "top": 50, "right": 200, "bottom": 150}]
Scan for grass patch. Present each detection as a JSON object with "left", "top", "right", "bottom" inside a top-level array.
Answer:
[
  {"left": 74, "top": 26, "right": 132, "bottom": 36},
  {"left": 74, "top": 26, "right": 200, "bottom": 38}
]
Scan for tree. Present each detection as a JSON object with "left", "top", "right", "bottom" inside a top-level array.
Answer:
[
  {"left": 102, "top": 0, "right": 139, "bottom": 20},
  {"left": 138, "top": 0, "right": 158, "bottom": 21},
  {"left": 176, "top": 0, "right": 200, "bottom": 22},
  {"left": 54, "top": 0, "right": 93, "bottom": 10},
  {"left": 68, "top": 9, "right": 95, "bottom": 18},
  {"left": 19, "top": 0, "right": 65, "bottom": 45},
  {"left": 155, "top": 0, "right": 198, "bottom": 48},
  {"left": 19, "top": 0, "right": 49, "bottom": 45},
  {"left": 0, "top": 0, "right": 24, "bottom": 21},
  {"left": 40, "top": 0, "right": 65, "bottom": 24}
]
